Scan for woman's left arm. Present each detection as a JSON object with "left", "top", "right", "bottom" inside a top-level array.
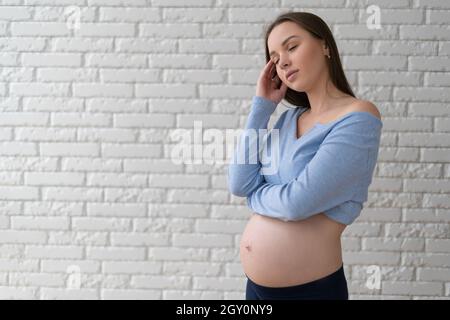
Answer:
[{"left": 247, "top": 116, "right": 382, "bottom": 222}]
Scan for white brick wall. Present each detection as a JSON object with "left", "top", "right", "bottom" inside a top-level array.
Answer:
[{"left": 0, "top": 0, "right": 449, "bottom": 300}]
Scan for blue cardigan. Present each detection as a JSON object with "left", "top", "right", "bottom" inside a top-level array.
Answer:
[{"left": 227, "top": 95, "right": 383, "bottom": 225}]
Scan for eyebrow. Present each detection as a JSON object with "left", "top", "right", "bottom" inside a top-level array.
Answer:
[{"left": 269, "top": 35, "right": 302, "bottom": 57}]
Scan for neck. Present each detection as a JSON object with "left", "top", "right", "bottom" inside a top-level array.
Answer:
[{"left": 305, "top": 72, "right": 348, "bottom": 115}]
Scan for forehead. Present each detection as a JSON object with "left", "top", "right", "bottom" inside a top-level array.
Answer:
[{"left": 267, "top": 21, "right": 308, "bottom": 54}]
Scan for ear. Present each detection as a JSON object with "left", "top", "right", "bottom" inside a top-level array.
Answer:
[{"left": 322, "top": 40, "right": 329, "bottom": 56}]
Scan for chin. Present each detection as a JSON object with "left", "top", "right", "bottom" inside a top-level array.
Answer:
[
  {"left": 288, "top": 82, "right": 305, "bottom": 92},
  {"left": 291, "top": 76, "right": 312, "bottom": 91}
]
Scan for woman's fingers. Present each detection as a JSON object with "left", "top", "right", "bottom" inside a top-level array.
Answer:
[
  {"left": 257, "top": 59, "right": 286, "bottom": 101},
  {"left": 262, "top": 59, "right": 274, "bottom": 80}
]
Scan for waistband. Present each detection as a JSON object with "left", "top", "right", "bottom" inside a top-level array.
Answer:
[{"left": 245, "top": 263, "right": 346, "bottom": 294}]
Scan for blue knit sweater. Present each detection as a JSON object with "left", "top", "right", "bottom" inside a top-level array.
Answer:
[{"left": 227, "top": 95, "right": 383, "bottom": 225}]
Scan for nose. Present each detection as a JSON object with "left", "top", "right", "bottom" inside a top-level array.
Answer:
[{"left": 278, "top": 54, "right": 291, "bottom": 70}]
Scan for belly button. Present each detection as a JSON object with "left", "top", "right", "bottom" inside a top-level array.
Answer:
[{"left": 245, "top": 244, "right": 252, "bottom": 252}]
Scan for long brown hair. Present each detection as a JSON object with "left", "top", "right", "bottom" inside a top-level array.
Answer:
[{"left": 264, "top": 11, "right": 356, "bottom": 108}]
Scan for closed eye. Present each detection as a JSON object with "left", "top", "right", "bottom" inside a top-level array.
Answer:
[{"left": 273, "top": 45, "right": 298, "bottom": 65}]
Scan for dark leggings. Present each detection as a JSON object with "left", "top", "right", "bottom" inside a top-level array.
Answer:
[{"left": 245, "top": 263, "right": 348, "bottom": 300}]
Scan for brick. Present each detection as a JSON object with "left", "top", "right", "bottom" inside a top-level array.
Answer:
[
  {"left": 102, "top": 289, "right": 160, "bottom": 300},
  {"left": 25, "top": 172, "right": 84, "bottom": 186},
  {"left": 100, "top": 7, "right": 159, "bottom": 22},
  {"left": 51, "top": 38, "right": 113, "bottom": 52},
  {"left": 0, "top": 6, "right": 32, "bottom": 20},
  {"left": 25, "top": 245, "right": 83, "bottom": 259},
  {"left": 11, "top": 217, "right": 70, "bottom": 230},
  {"left": 130, "top": 274, "right": 190, "bottom": 289},
  {"left": 86, "top": 247, "right": 145, "bottom": 260},
  {"left": 172, "top": 234, "right": 233, "bottom": 247},
  {"left": 62, "top": 157, "right": 121, "bottom": 172},
  {"left": 114, "top": 114, "right": 174, "bottom": 128},
  {"left": 88, "top": 0, "right": 146, "bottom": 5},
  {"left": 41, "top": 288, "right": 98, "bottom": 300},
  {"left": 418, "top": 267, "right": 450, "bottom": 281},
  {"left": 149, "top": 174, "right": 208, "bottom": 188},
  {"left": 22, "top": 53, "right": 81, "bottom": 67},
  {"left": 382, "top": 281, "right": 443, "bottom": 296},
  {"left": 9, "top": 272, "right": 65, "bottom": 287},
  {"left": 85, "top": 53, "right": 147, "bottom": 67},
  {"left": 42, "top": 187, "right": 102, "bottom": 201},
  {"left": 72, "top": 217, "right": 131, "bottom": 231},
  {"left": 135, "top": 84, "right": 196, "bottom": 98},
  {"left": 51, "top": 112, "right": 110, "bottom": 127},
  {"left": 37, "top": 68, "right": 97, "bottom": 82},
  {"left": 0, "top": 37, "right": 46, "bottom": 51},
  {"left": 75, "top": 23, "right": 135, "bottom": 37},
  {"left": 400, "top": 25, "right": 450, "bottom": 40},
  {"left": 11, "top": 22, "right": 70, "bottom": 36},
  {"left": 0, "top": 67, "right": 33, "bottom": 82},
  {"left": 0, "top": 230, "right": 46, "bottom": 243},
  {"left": 0, "top": 112, "right": 48, "bottom": 126},
  {"left": 41, "top": 260, "right": 100, "bottom": 273},
  {"left": 0, "top": 287, "right": 36, "bottom": 299},
  {"left": 10, "top": 83, "right": 70, "bottom": 97},
  {"left": 426, "top": 239, "right": 450, "bottom": 253},
  {"left": 164, "top": 8, "right": 224, "bottom": 22},
  {"left": 73, "top": 83, "right": 133, "bottom": 97}
]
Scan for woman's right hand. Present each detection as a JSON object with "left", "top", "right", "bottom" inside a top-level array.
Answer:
[{"left": 255, "top": 59, "right": 288, "bottom": 105}]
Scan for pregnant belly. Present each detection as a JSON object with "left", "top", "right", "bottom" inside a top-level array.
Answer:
[{"left": 240, "top": 213, "right": 346, "bottom": 288}]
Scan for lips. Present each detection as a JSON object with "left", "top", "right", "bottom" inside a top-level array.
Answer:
[{"left": 286, "top": 69, "right": 299, "bottom": 79}]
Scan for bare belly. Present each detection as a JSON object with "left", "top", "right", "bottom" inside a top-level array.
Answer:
[{"left": 239, "top": 212, "right": 346, "bottom": 288}]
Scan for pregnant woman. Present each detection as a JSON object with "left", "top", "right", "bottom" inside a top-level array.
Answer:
[{"left": 227, "top": 12, "right": 383, "bottom": 300}]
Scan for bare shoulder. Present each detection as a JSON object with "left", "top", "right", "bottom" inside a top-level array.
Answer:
[{"left": 347, "top": 99, "right": 381, "bottom": 120}]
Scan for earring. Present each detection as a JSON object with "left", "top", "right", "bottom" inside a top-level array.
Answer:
[{"left": 324, "top": 44, "right": 331, "bottom": 59}]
